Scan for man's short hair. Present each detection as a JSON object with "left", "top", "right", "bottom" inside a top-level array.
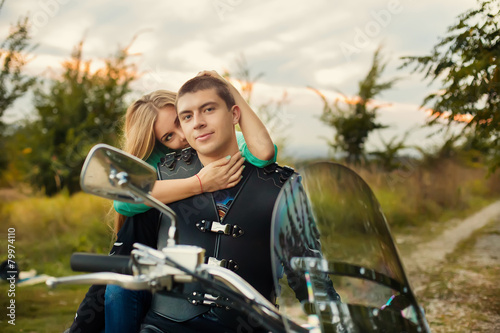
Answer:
[{"left": 176, "top": 75, "right": 236, "bottom": 111}]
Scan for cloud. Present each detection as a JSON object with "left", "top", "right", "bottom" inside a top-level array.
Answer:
[
  {"left": 244, "top": 40, "right": 283, "bottom": 57},
  {"left": 169, "top": 0, "right": 212, "bottom": 21},
  {"left": 1, "top": 0, "right": 480, "bottom": 158},
  {"left": 165, "top": 40, "right": 226, "bottom": 71},
  {"left": 314, "top": 64, "right": 365, "bottom": 87},
  {"left": 36, "top": 17, "right": 93, "bottom": 51}
]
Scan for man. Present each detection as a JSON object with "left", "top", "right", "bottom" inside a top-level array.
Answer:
[
  {"left": 139, "top": 75, "right": 303, "bottom": 333},
  {"left": 68, "top": 72, "right": 275, "bottom": 333}
]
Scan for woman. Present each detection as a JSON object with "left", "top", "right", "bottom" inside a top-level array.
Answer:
[
  {"left": 69, "top": 71, "right": 277, "bottom": 333},
  {"left": 113, "top": 70, "right": 275, "bottom": 233}
]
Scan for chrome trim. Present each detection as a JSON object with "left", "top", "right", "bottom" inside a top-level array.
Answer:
[
  {"left": 208, "top": 257, "right": 222, "bottom": 266},
  {"left": 46, "top": 272, "right": 150, "bottom": 290},
  {"left": 197, "top": 220, "right": 244, "bottom": 238},
  {"left": 197, "top": 264, "right": 281, "bottom": 320},
  {"left": 211, "top": 221, "right": 231, "bottom": 234}
]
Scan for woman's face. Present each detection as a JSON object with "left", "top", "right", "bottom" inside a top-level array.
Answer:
[{"left": 154, "top": 105, "right": 189, "bottom": 150}]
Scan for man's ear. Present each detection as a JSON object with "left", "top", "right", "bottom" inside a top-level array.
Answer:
[{"left": 231, "top": 105, "right": 241, "bottom": 125}]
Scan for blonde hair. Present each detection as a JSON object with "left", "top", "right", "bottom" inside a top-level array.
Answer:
[{"left": 114, "top": 90, "right": 177, "bottom": 234}]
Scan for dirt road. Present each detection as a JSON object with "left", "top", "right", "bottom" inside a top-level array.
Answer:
[{"left": 398, "top": 201, "right": 500, "bottom": 332}]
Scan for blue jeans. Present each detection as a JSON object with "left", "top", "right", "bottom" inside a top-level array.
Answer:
[{"left": 105, "top": 285, "right": 152, "bottom": 333}]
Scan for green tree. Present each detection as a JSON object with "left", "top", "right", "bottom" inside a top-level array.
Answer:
[
  {"left": 0, "top": 0, "right": 35, "bottom": 121},
  {"left": 400, "top": 0, "right": 500, "bottom": 169},
  {"left": 17, "top": 40, "right": 138, "bottom": 195},
  {"left": 0, "top": 0, "right": 36, "bottom": 172},
  {"left": 311, "top": 47, "right": 397, "bottom": 164},
  {"left": 369, "top": 130, "right": 411, "bottom": 172}
]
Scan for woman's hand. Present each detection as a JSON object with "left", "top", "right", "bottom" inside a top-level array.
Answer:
[
  {"left": 196, "top": 70, "right": 229, "bottom": 85},
  {"left": 197, "top": 152, "right": 245, "bottom": 192}
]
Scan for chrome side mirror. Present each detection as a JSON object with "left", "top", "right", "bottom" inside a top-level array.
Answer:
[
  {"left": 80, "top": 144, "right": 157, "bottom": 203},
  {"left": 80, "top": 144, "right": 177, "bottom": 247}
]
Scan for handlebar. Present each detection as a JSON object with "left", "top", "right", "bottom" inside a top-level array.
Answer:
[
  {"left": 47, "top": 244, "right": 204, "bottom": 293},
  {"left": 46, "top": 243, "right": 307, "bottom": 332},
  {"left": 71, "top": 253, "right": 133, "bottom": 275},
  {"left": 49, "top": 246, "right": 280, "bottom": 317}
]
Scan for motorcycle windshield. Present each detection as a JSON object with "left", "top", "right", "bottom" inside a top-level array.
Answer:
[{"left": 271, "top": 162, "right": 429, "bottom": 333}]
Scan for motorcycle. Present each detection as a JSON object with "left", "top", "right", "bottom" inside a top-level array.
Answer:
[{"left": 46, "top": 144, "right": 431, "bottom": 332}]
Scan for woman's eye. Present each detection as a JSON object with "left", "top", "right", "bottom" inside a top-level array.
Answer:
[{"left": 165, "top": 133, "right": 173, "bottom": 142}]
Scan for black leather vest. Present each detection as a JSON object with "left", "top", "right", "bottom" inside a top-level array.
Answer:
[{"left": 151, "top": 148, "right": 295, "bottom": 323}]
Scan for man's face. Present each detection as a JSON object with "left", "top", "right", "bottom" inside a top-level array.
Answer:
[{"left": 177, "top": 88, "right": 239, "bottom": 157}]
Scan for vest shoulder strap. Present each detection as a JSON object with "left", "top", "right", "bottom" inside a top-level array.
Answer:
[{"left": 157, "top": 147, "right": 202, "bottom": 180}]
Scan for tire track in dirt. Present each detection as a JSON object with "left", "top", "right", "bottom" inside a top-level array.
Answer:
[
  {"left": 406, "top": 201, "right": 500, "bottom": 273},
  {"left": 400, "top": 201, "right": 500, "bottom": 332}
]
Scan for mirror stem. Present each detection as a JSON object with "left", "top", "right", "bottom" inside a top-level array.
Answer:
[{"left": 126, "top": 182, "right": 178, "bottom": 247}]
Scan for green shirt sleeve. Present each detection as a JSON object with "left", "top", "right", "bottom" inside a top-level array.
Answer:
[
  {"left": 114, "top": 200, "right": 151, "bottom": 217},
  {"left": 236, "top": 131, "right": 277, "bottom": 168}
]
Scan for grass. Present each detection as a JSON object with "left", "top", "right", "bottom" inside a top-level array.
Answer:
[
  {"left": 0, "top": 284, "right": 89, "bottom": 333},
  {"left": 0, "top": 157, "right": 499, "bottom": 331},
  {"left": 0, "top": 192, "right": 113, "bottom": 277},
  {"left": 0, "top": 192, "right": 112, "bottom": 332},
  {"left": 354, "top": 157, "right": 500, "bottom": 231}
]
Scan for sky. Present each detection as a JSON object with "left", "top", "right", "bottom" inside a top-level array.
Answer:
[{"left": 1, "top": 0, "right": 478, "bottom": 159}]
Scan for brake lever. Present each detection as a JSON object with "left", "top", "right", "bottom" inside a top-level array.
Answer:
[
  {"left": 46, "top": 272, "right": 150, "bottom": 290},
  {"left": 46, "top": 244, "right": 206, "bottom": 292},
  {"left": 133, "top": 243, "right": 167, "bottom": 262}
]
